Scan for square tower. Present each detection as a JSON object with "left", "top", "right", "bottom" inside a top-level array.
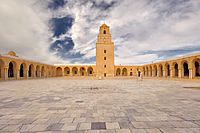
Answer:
[{"left": 96, "top": 24, "right": 114, "bottom": 78}]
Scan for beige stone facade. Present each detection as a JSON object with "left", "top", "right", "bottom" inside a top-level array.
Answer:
[
  {"left": 141, "top": 53, "right": 200, "bottom": 79},
  {"left": 114, "top": 66, "right": 139, "bottom": 77},
  {"left": 0, "top": 24, "right": 200, "bottom": 80},
  {"left": 96, "top": 24, "right": 115, "bottom": 78},
  {"left": 54, "top": 64, "right": 95, "bottom": 77},
  {"left": 0, "top": 51, "right": 56, "bottom": 80}
]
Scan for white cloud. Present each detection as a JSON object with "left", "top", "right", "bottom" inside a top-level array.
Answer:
[
  {"left": 115, "top": 54, "right": 158, "bottom": 65},
  {"left": 0, "top": 0, "right": 200, "bottom": 65},
  {"left": 0, "top": 0, "right": 66, "bottom": 64}
]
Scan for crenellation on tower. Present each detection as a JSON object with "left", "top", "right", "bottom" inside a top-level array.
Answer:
[{"left": 97, "top": 24, "right": 113, "bottom": 44}]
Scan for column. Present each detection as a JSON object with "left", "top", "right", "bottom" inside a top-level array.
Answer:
[
  {"left": 17, "top": 69, "right": 20, "bottom": 80},
  {"left": 77, "top": 70, "right": 80, "bottom": 76},
  {"left": 0, "top": 68, "right": 3, "bottom": 80},
  {"left": 152, "top": 70, "right": 155, "bottom": 77},
  {"left": 27, "top": 70, "right": 29, "bottom": 79},
  {"left": 46, "top": 69, "right": 49, "bottom": 78},
  {"left": 33, "top": 69, "right": 36, "bottom": 78},
  {"left": 170, "top": 65, "right": 174, "bottom": 78},
  {"left": 4, "top": 68, "right": 8, "bottom": 80},
  {"left": 189, "top": 68, "right": 193, "bottom": 79},
  {"left": 70, "top": 68, "right": 73, "bottom": 76},
  {"left": 62, "top": 70, "right": 64, "bottom": 76},
  {"left": 163, "top": 70, "right": 166, "bottom": 77},
  {"left": 157, "top": 71, "right": 160, "bottom": 77},
  {"left": 178, "top": 69, "right": 182, "bottom": 78},
  {"left": 39, "top": 71, "right": 41, "bottom": 78}
]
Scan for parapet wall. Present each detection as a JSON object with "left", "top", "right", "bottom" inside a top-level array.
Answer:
[
  {"left": 141, "top": 53, "right": 200, "bottom": 79},
  {"left": 1, "top": 51, "right": 200, "bottom": 80},
  {"left": 0, "top": 52, "right": 56, "bottom": 80}
]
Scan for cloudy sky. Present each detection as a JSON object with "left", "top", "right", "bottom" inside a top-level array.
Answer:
[{"left": 0, "top": 0, "right": 200, "bottom": 65}]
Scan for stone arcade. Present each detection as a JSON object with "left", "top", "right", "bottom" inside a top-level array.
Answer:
[{"left": 0, "top": 24, "right": 200, "bottom": 80}]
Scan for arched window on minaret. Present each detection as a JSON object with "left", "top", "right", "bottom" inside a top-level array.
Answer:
[{"left": 103, "top": 30, "right": 106, "bottom": 34}]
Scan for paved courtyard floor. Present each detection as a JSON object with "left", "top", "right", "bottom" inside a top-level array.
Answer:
[{"left": 0, "top": 78, "right": 200, "bottom": 133}]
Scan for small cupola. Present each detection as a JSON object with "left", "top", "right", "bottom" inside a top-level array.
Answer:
[{"left": 7, "top": 51, "right": 17, "bottom": 57}]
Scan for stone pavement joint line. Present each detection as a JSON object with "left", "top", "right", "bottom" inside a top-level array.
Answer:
[{"left": 0, "top": 78, "right": 200, "bottom": 133}]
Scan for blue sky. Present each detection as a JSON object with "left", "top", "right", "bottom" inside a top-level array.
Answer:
[{"left": 0, "top": 0, "right": 200, "bottom": 65}]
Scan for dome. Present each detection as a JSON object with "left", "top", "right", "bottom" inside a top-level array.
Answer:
[{"left": 7, "top": 51, "right": 17, "bottom": 56}]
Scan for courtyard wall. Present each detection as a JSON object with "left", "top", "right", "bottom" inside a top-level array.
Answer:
[
  {"left": 0, "top": 51, "right": 56, "bottom": 80},
  {"left": 142, "top": 53, "right": 200, "bottom": 79}
]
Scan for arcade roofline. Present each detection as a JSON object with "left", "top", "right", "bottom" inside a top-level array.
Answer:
[
  {"left": 0, "top": 52, "right": 54, "bottom": 66},
  {"left": 143, "top": 51, "right": 200, "bottom": 66},
  {"left": 1, "top": 51, "right": 200, "bottom": 67},
  {"left": 54, "top": 64, "right": 96, "bottom": 66}
]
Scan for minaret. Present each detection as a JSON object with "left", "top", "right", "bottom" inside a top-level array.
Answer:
[{"left": 96, "top": 24, "right": 114, "bottom": 78}]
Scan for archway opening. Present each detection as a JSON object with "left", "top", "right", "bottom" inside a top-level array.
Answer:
[
  {"left": 41, "top": 66, "right": 45, "bottom": 77},
  {"left": 56, "top": 67, "right": 62, "bottom": 76},
  {"left": 150, "top": 66, "right": 152, "bottom": 77},
  {"left": 80, "top": 67, "right": 86, "bottom": 76},
  {"left": 72, "top": 67, "right": 78, "bottom": 76},
  {"left": 193, "top": 59, "right": 200, "bottom": 78},
  {"left": 146, "top": 67, "right": 149, "bottom": 76},
  {"left": 0, "top": 59, "right": 4, "bottom": 79},
  {"left": 174, "top": 63, "right": 178, "bottom": 77},
  {"left": 8, "top": 62, "right": 15, "bottom": 78},
  {"left": 64, "top": 67, "right": 70, "bottom": 76},
  {"left": 20, "top": 64, "right": 23, "bottom": 77},
  {"left": 130, "top": 72, "right": 133, "bottom": 76},
  {"left": 122, "top": 68, "right": 127, "bottom": 76},
  {"left": 28, "top": 64, "right": 34, "bottom": 77},
  {"left": 0, "top": 60, "right": 5, "bottom": 79},
  {"left": 143, "top": 67, "right": 145, "bottom": 76},
  {"left": 166, "top": 64, "right": 170, "bottom": 77},
  {"left": 19, "top": 63, "right": 26, "bottom": 77},
  {"left": 116, "top": 68, "right": 121, "bottom": 76},
  {"left": 159, "top": 65, "right": 163, "bottom": 77},
  {"left": 195, "top": 61, "right": 200, "bottom": 77},
  {"left": 36, "top": 65, "right": 40, "bottom": 77},
  {"left": 183, "top": 62, "right": 189, "bottom": 77},
  {"left": 87, "top": 67, "right": 93, "bottom": 76},
  {"left": 154, "top": 65, "right": 157, "bottom": 77}
]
